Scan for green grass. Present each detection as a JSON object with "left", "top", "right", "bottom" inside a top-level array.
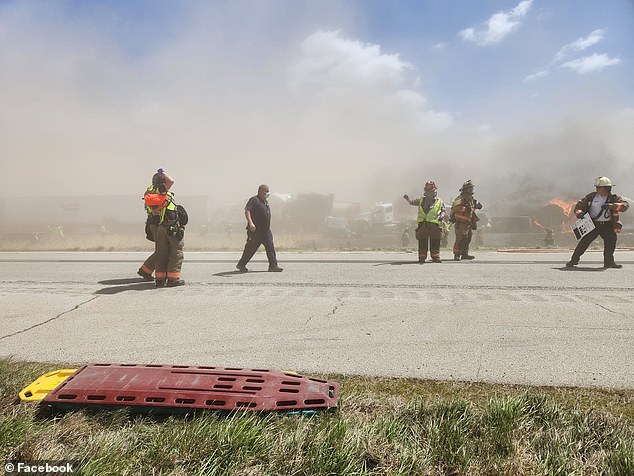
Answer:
[{"left": 1, "top": 359, "right": 633, "bottom": 475}]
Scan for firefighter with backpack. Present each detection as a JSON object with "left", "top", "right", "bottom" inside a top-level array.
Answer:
[
  {"left": 450, "top": 179, "right": 482, "bottom": 261},
  {"left": 141, "top": 169, "right": 186, "bottom": 287},
  {"left": 138, "top": 169, "right": 173, "bottom": 281}
]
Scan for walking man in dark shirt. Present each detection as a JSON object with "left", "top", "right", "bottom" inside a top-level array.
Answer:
[{"left": 236, "top": 184, "right": 283, "bottom": 272}]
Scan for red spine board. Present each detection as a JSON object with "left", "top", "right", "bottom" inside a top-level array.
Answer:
[{"left": 42, "top": 364, "right": 339, "bottom": 413}]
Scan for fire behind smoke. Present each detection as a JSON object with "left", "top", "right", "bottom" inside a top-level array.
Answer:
[
  {"left": 532, "top": 198, "right": 577, "bottom": 233},
  {"left": 548, "top": 198, "right": 577, "bottom": 217}
]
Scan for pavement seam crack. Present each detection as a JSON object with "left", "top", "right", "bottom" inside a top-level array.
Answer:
[
  {"left": 476, "top": 352, "right": 484, "bottom": 379},
  {"left": 594, "top": 303, "right": 627, "bottom": 316},
  {"left": 0, "top": 296, "right": 100, "bottom": 341},
  {"left": 327, "top": 298, "right": 345, "bottom": 318}
]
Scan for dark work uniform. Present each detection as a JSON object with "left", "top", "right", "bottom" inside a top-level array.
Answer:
[
  {"left": 237, "top": 195, "right": 279, "bottom": 268},
  {"left": 569, "top": 192, "right": 629, "bottom": 267}
]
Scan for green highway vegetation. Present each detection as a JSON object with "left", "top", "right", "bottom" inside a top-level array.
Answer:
[{"left": 1, "top": 359, "right": 633, "bottom": 475}]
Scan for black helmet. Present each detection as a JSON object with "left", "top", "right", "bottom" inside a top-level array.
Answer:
[
  {"left": 460, "top": 180, "right": 474, "bottom": 192},
  {"left": 152, "top": 172, "right": 167, "bottom": 194}
]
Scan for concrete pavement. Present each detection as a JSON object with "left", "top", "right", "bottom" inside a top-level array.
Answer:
[{"left": 1, "top": 250, "right": 633, "bottom": 388}]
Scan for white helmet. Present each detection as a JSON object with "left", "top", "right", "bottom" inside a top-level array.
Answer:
[{"left": 594, "top": 176, "right": 613, "bottom": 188}]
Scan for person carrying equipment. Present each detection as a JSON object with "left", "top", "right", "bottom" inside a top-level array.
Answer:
[
  {"left": 143, "top": 169, "right": 185, "bottom": 287},
  {"left": 450, "top": 179, "right": 482, "bottom": 261},
  {"left": 138, "top": 169, "right": 175, "bottom": 281},
  {"left": 403, "top": 181, "right": 446, "bottom": 263},
  {"left": 565, "top": 177, "right": 629, "bottom": 269}
]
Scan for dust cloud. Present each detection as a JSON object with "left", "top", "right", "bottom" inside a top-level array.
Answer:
[{"left": 1, "top": 1, "right": 632, "bottom": 224}]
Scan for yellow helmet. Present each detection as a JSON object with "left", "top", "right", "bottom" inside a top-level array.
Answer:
[{"left": 594, "top": 176, "right": 613, "bottom": 188}]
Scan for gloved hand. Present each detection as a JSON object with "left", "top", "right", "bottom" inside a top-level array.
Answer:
[
  {"left": 471, "top": 222, "right": 477, "bottom": 230},
  {"left": 439, "top": 215, "right": 444, "bottom": 222},
  {"left": 403, "top": 194, "right": 409, "bottom": 200},
  {"left": 474, "top": 201, "right": 482, "bottom": 210},
  {"left": 575, "top": 210, "right": 585, "bottom": 219}
]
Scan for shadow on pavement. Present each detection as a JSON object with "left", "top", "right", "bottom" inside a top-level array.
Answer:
[
  {"left": 213, "top": 270, "right": 270, "bottom": 277},
  {"left": 95, "top": 282, "right": 157, "bottom": 294},
  {"left": 98, "top": 277, "right": 151, "bottom": 285},
  {"left": 556, "top": 267, "right": 606, "bottom": 272},
  {"left": 373, "top": 261, "right": 420, "bottom": 266},
  {"left": 374, "top": 261, "right": 465, "bottom": 266}
]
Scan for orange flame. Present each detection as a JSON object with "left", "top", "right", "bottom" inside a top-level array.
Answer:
[
  {"left": 532, "top": 216, "right": 545, "bottom": 230},
  {"left": 548, "top": 198, "right": 576, "bottom": 217},
  {"left": 545, "top": 198, "right": 578, "bottom": 233}
]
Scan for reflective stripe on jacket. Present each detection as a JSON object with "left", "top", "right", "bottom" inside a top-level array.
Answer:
[{"left": 451, "top": 195, "right": 478, "bottom": 224}]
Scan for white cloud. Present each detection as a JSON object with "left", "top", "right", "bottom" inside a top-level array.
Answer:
[
  {"left": 459, "top": 0, "right": 533, "bottom": 46},
  {"left": 289, "top": 30, "right": 452, "bottom": 131},
  {"left": 560, "top": 53, "right": 621, "bottom": 74},
  {"left": 553, "top": 29, "right": 604, "bottom": 62},
  {"left": 289, "top": 30, "right": 410, "bottom": 91},
  {"left": 524, "top": 70, "right": 549, "bottom": 81},
  {"left": 524, "top": 29, "right": 612, "bottom": 81},
  {"left": 432, "top": 42, "right": 447, "bottom": 50}
]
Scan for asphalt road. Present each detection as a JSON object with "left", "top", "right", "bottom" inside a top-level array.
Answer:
[{"left": 1, "top": 250, "right": 633, "bottom": 389}]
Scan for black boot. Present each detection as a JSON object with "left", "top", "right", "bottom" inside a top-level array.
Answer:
[
  {"left": 604, "top": 262, "right": 623, "bottom": 269},
  {"left": 166, "top": 279, "right": 186, "bottom": 287},
  {"left": 565, "top": 259, "right": 579, "bottom": 268},
  {"left": 138, "top": 269, "right": 154, "bottom": 280},
  {"left": 155, "top": 279, "right": 166, "bottom": 288},
  {"left": 461, "top": 254, "right": 475, "bottom": 260},
  {"left": 453, "top": 254, "right": 461, "bottom": 261}
]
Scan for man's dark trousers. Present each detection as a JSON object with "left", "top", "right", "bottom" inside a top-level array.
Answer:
[
  {"left": 238, "top": 229, "right": 278, "bottom": 268},
  {"left": 571, "top": 222, "right": 617, "bottom": 265}
]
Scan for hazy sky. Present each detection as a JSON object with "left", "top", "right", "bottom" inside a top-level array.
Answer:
[{"left": 1, "top": 0, "right": 632, "bottom": 210}]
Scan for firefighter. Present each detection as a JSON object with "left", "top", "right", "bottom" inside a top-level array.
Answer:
[
  {"left": 450, "top": 179, "right": 482, "bottom": 261},
  {"left": 143, "top": 170, "right": 185, "bottom": 287},
  {"left": 137, "top": 169, "right": 174, "bottom": 281},
  {"left": 566, "top": 177, "right": 629, "bottom": 269},
  {"left": 401, "top": 227, "right": 411, "bottom": 249},
  {"left": 403, "top": 181, "right": 446, "bottom": 263},
  {"left": 544, "top": 229, "right": 555, "bottom": 247}
]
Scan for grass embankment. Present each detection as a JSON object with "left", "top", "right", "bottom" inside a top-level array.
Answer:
[
  {"left": 0, "top": 233, "right": 569, "bottom": 253},
  {"left": 1, "top": 359, "right": 633, "bottom": 475}
]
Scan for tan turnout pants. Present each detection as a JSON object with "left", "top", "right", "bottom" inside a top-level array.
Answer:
[{"left": 155, "top": 224, "right": 184, "bottom": 281}]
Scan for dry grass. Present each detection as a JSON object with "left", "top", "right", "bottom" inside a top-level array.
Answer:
[{"left": 0, "top": 233, "right": 416, "bottom": 252}]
